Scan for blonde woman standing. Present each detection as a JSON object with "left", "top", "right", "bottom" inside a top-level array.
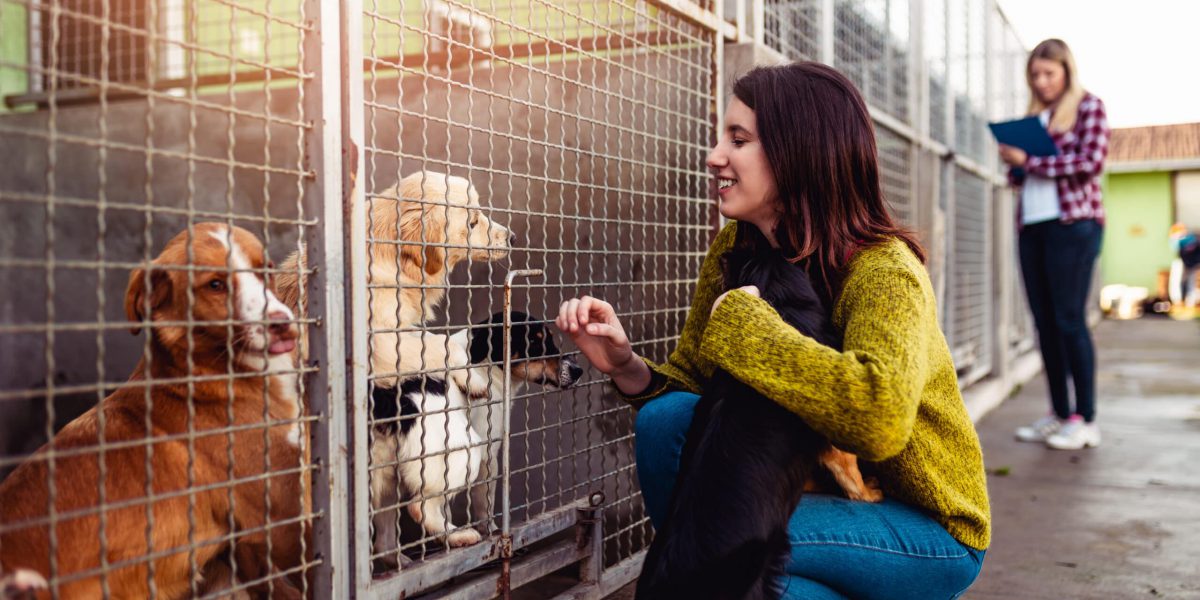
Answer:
[{"left": 1000, "top": 39, "right": 1110, "bottom": 450}]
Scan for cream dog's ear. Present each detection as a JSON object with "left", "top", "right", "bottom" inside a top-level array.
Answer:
[
  {"left": 124, "top": 267, "right": 172, "bottom": 335},
  {"left": 399, "top": 201, "right": 446, "bottom": 277}
]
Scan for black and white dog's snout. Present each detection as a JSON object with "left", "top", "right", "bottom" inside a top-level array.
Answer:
[{"left": 559, "top": 356, "right": 583, "bottom": 388}]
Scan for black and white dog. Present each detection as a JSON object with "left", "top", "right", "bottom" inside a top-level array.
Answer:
[
  {"left": 635, "top": 250, "right": 844, "bottom": 600},
  {"left": 369, "top": 311, "right": 582, "bottom": 567}
]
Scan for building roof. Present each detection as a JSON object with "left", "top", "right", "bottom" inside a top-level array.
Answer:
[{"left": 1108, "top": 122, "right": 1200, "bottom": 165}]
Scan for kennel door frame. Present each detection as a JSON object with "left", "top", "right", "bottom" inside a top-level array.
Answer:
[
  {"left": 302, "top": 0, "right": 353, "bottom": 597},
  {"left": 337, "top": 0, "right": 727, "bottom": 597}
]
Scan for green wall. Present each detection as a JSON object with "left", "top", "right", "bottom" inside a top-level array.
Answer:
[
  {"left": 1101, "top": 171, "right": 1175, "bottom": 292},
  {"left": 0, "top": 1, "right": 28, "bottom": 110},
  {"left": 0, "top": 1, "right": 659, "bottom": 112}
]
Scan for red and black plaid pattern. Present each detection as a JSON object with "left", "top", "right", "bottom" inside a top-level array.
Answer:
[{"left": 1007, "top": 93, "right": 1110, "bottom": 225}]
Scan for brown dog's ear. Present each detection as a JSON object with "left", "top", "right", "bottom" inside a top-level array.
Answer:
[{"left": 125, "top": 267, "right": 172, "bottom": 335}]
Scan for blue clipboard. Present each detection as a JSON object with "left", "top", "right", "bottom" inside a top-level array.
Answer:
[{"left": 988, "top": 116, "right": 1059, "bottom": 157}]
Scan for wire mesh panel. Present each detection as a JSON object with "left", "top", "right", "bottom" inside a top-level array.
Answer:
[
  {"left": 950, "top": 0, "right": 987, "bottom": 163},
  {"left": 833, "top": 0, "right": 909, "bottom": 124},
  {"left": 33, "top": 0, "right": 149, "bottom": 90},
  {"left": 352, "top": 0, "right": 716, "bottom": 596},
  {"left": 948, "top": 167, "right": 993, "bottom": 383},
  {"left": 989, "top": 7, "right": 1024, "bottom": 123},
  {"left": 923, "top": 0, "right": 949, "bottom": 146},
  {"left": 988, "top": 15, "right": 1034, "bottom": 359},
  {"left": 877, "top": 124, "right": 914, "bottom": 227},
  {"left": 0, "top": 0, "right": 329, "bottom": 596},
  {"left": 762, "top": 0, "right": 821, "bottom": 62}
]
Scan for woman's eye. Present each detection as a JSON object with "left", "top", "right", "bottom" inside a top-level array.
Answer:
[
  {"left": 732, "top": 138, "right": 746, "bottom": 147},
  {"left": 208, "top": 278, "right": 227, "bottom": 292}
]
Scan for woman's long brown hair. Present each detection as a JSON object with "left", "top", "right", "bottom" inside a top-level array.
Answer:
[{"left": 729, "top": 62, "right": 925, "bottom": 303}]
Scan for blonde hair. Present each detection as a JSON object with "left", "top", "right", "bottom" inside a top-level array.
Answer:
[{"left": 1026, "top": 39, "right": 1086, "bottom": 133}]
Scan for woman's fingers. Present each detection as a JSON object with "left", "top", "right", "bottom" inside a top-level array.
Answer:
[
  {"left": 576, "top": 296, "right": 614, "bottom": 329},
  {"left": 565, "top": 298, "right": 582, "bottom": 331},
  {"left": 557, "top": 296, "right": 618, "bottom": 334},
  {"left": 584, "top": 322, "right": 624, "bottom": 344},
  {"left": 556, "top": 301, "right": 570, "bottom": 331}
]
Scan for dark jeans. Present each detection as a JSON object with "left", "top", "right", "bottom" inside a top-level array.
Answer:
[{"left": 1018, "top": 219, "right": 1103, "bottom": 422}]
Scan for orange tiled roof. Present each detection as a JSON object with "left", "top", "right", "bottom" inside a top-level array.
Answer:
[{"left": 1108, "top": 122, "right": 1200, "bottom": 163}]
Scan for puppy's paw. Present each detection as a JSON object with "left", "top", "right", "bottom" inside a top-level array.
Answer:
[
  {"left": 446, "top": 528, "right": 483, "bottom": 547},
  {"left": 450, "top": 368, "right": 488, "bottom": 398},
  {"left": 856, "top": 477, "right": 885, "bottom": 503},
  {"left": 448, "top": 344, "right": 488, "bottom": 398},
  {"left": 372, "top": 553, "right": 413, "bottom": 576},
  {"left": 474, "top": 519, "right": 499, "bottom": 537}
]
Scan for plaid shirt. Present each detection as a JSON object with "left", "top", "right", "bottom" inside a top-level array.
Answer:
[{"left": 1008, "top": 93, "right": 1110, "bottom": 225}]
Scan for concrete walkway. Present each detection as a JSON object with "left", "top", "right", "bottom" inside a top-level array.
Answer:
[{"left": 967, "top": 317, "right": 1200, "bottom": 599}]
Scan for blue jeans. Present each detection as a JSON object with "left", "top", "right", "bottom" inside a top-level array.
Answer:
[
  {"left": 1018, "top": 219, "right": 1103, "bottom": 422},
  {"left": 635, "top": 391, "right": 985, "bottom": 600}
]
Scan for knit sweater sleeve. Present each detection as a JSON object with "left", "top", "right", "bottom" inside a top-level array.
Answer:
[
  {"left": 618, "top": 222, "right": 736, "bottom": 407},
  {"left": 697, "top": 246, "right": 931, "bottom": 461}
]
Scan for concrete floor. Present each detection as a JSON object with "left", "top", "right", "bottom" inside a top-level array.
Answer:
[
  {"left": 966, "top": 317, "right": 1200, "bottom": 599},
  {"left": 601, "top": 317, "right": 1200, "bottom": 600}
]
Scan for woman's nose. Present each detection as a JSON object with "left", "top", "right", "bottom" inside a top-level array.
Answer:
[{"left": 706, "top": 145, "right": 726, "bottom": 169}]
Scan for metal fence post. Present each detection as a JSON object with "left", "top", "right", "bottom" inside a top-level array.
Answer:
[{"left": 303, "top": 0, "right": 350, "bottom": 596}]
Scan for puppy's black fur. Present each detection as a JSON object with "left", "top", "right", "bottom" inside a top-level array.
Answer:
[
  {"left": 370, "top": 311, "right": 584, "bottom": 434},
  {"left": 636, "top": 250, "right": 841, "bottom": 600},
  {"left": 468, "top": 311, "right": 584, "bottom": 385},
  {"left": 372, "top": 377, "right": 442, "bottom": 436}
]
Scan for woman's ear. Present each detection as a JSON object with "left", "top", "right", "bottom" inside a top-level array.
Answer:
[{"left": 124, "top": 267, "right": 171, "bottom": 335}]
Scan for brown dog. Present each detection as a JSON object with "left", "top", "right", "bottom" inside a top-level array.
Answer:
[{"left": 0, "top": 223, "right": 307, "bottom": 599}]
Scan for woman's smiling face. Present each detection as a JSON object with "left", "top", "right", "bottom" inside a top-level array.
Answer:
[{"left": 706, "top": 98, "right": 781, "bottom": 242}]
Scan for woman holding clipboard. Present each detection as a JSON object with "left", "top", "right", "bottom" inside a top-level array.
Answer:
[{"left": 998, "top": 38, "right": 1110, "bottom": 451}]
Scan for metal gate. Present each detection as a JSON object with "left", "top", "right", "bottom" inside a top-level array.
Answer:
[{"left": 345, "top": 1, "right": 719, "bottom": 597}]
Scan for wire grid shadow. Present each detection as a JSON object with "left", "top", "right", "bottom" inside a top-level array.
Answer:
[
  {"left": 352, "top": 0, "right": 716, "bottom": 597},
  {"left": 0, "top": 0, "right": 324, "bottom": 597}
]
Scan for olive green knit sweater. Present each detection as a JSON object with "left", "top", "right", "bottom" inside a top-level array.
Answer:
[{"left": 625, "top": 222, "right": 991, "bottom": 550}]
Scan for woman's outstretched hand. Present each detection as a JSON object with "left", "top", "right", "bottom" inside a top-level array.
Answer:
[{"left": 556, "top": 296, "right": 651, "bottom": 395}]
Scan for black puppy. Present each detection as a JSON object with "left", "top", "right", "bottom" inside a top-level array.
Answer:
[{"left": 636, "top": 250, "right": 841, "bottom": 600}]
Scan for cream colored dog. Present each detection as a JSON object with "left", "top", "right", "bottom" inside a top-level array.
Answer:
[{"left": 277, "top": 171, "right": 512, "bottom": 388}]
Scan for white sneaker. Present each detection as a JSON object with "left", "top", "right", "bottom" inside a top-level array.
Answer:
[
  {"left": 1015, "top": 415, "right": 1064, "bottom": 443},
  {"left": 1046, "top": 419, "right": 1101, "bottom": 450}
]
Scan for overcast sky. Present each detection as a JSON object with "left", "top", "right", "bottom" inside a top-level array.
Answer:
[{"left": 995, "top": 0, "right": 1200, "bottom": 129}]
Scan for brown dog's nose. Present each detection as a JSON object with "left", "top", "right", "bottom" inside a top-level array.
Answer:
[{"left": 267, "top": 310, "right": 293, "bottom": 336}]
